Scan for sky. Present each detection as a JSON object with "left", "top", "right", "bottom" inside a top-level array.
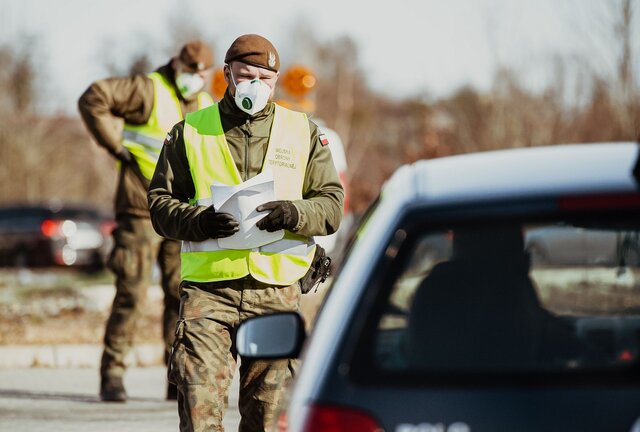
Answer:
[{"left": 1, "top": 0, "right": 638, "bottom": 114}]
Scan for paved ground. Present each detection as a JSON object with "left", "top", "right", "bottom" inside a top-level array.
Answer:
[
  {"left": 0, "top": 269, "right": 330, "bottom": 431},
  {"left": 0, "top": 366, "right": 240, "bottom": 432}
]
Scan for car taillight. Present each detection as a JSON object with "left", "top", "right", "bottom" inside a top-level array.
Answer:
[
  {"left": 41, "top": 219, "right": 78, "bottom": 237},
  {"left": 300, "top": 404, "right": 383, "bottom": 432},
  {"left": 100, "top": 220, "right": 117, "bottom": 237},
  {"left": 41, "top": 219, "right": 61, "bottom": 237}
]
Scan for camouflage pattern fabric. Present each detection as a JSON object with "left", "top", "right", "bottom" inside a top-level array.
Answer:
[
  {"left": 101, "top": 216, "right": 181, "bottom": 379},
  {"left": 169, "top": 278, "right": 300, "bottom": 432}
]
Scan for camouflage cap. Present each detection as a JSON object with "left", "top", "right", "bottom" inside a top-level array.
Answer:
[
  {"left": 224, "top": 34, "right": 280, "bottom": 72},
  {"left": 179, "top": 40, "right": 214, "bottom": 71}
]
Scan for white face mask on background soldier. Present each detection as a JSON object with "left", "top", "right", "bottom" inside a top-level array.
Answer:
[
  {"left": 230, "top": 69, "right": 272, "bottom": 116},
  {"left": 175, "top": 72, "right": 205, "bottom": 99}
]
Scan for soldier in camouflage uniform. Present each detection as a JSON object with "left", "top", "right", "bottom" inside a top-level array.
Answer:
[
  {"left": 78, "top": 41, "right": 215, "bottom": 402},
  {"left": 148, "top": 34, "right": 344, "bottom": 431}
]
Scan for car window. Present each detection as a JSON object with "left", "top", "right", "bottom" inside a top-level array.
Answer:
[{"left": 371, "top": 218, "right": 640, "bottom": 375}]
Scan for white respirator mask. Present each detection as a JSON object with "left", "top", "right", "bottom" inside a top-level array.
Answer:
[
  {"left": 230, "top": 69, "right": 272, "bottom": 116},
  {"left": 175, "top": 72, "right": 205, "bottom": 99}
]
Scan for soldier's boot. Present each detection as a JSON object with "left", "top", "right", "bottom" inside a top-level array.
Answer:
[
  {"left": 100, "top": 376, "right": 127, "bottom": 402},
  {"left": 166, "top": 382, "right": 178, "bottom": 401}
]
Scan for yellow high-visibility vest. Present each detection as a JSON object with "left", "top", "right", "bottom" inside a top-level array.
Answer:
[
  {"left": 122, "top": 72, "right": 213, "bottom": 179},
  {"left": 181, "top": 103, "right": 316, "bottom": 285}
]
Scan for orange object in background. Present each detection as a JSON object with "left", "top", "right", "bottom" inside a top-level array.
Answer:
[
  {"left": 211, "top": 68, "right": 227, "bottom": 101},
  {"left": 280, "top": 65, "right": 316, "bottom": 97},
  {"left": 277, "top": 65, "right": 318, "bottom": 114}
]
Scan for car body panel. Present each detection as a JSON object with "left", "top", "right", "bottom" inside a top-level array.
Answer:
[
  {"left": 241, "top": 142, "right": 640, "bottom": 432},
  {"left": 408, "top": 143, "right": 638, "bottom": 206},
  {"left": 306, "top": 387, "right": 640, "bottom": 432}
]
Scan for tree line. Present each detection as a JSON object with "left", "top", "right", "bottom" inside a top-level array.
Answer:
[{"left": 1, "top": 1, "right": 638, "bottom": 217}]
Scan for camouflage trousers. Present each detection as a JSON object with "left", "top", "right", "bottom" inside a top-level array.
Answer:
[
  {"left": 101, "top": 217, "right": 181, "bottom": 379},
  {"left": 170, "top": 278, "right": 300, "bottom": 432}
]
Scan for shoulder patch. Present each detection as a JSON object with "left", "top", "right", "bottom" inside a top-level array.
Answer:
[
  {"left": 163, "top": 132, "right": 173, "bottom": 146},
  {"left": 319, "top": 133, "right": 329, "bottom": 146}
]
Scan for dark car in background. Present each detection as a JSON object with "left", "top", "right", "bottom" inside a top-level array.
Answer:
[
  {"left": 0, "top": 204, "right": 115, "bottom": 272},
  {"left": 237, "top": 142, "right": 640, "bottom": 432}
]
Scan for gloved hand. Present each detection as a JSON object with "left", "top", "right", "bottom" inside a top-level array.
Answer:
[
  {"left": 198, "top": 206, "right": 240, "bottom": 239},
  {"left": 115, "top": 147, "right": 134, "bottom": 164},
  {"left": 256, "top": 200, "right": 299, "bottom": 232}
]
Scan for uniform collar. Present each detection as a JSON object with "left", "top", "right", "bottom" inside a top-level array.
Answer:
[
  {"left": 219, "top": 90, "right": 275, "bottom": 121},
  {"left": 156, "top": 63, "right": 185, "bottom": 100}
]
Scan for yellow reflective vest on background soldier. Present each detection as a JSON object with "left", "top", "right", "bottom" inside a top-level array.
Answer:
[
  {"left": 123, "top": 72, "right": 213, "bottom": 180},
  {"left": 78, "top": 64, "right": 213, "bottom": 219}
]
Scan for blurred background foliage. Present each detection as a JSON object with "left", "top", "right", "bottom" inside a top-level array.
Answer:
[{"left": 1, "top": 0, "right": 639, "bottom": 217}]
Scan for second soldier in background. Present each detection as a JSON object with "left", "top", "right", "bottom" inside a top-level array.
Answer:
[{"left": 78, "top": 40, "right": 214, "bottom": 402}]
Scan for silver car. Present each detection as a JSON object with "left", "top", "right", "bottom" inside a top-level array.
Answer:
[{"left": 237, "top": 142, "right": 640, "bottom": 432}]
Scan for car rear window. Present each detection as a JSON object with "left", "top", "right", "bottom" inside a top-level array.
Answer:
[{"left": 369, "top": 217, "right": 640, "bottom": 376}]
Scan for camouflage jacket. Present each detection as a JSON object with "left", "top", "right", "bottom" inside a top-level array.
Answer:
[{"left": 148, "top": 91, "right": 345, "bottom": 241}]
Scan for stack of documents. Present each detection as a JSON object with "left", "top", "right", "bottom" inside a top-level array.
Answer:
[{"left": 211, "top": 171, "right": 284, "bottom": 250}]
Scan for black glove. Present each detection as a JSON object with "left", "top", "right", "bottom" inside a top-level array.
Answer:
[
  {"left": 115, "top": 147, "right": 134, "bottom": 164},
  {"left": 198, "top": 206, "right": 240, "bottom": 239},
  {"left": 256, "top": 200, "right": 299, "bottom": 232}
]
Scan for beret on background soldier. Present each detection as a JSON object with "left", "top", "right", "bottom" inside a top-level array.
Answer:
[
  {"left": 179, "top": 40, "right": 214, "bottom": 72},
  {"left": 224, "top": 34, "right": 280, "bottom": 72}
]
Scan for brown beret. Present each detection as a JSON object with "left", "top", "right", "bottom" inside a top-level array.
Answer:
[
  {"left": 179, "top": 40, "right": 214, "bottom": 71},
  {"left": 224, "top": 34, "right": 280, "bottom": 72}
]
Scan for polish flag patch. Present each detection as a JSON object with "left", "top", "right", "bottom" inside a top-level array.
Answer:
[
  {"left": 163, "top": 133, "right": 173, "bottom": 145},
  {"left": 319, "top": 133, "right": 329, "bottom": 146}
]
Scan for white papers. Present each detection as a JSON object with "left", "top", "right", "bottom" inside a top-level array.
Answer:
[{"left": 211, "top": 171, "right": 284, "bottom": 250}]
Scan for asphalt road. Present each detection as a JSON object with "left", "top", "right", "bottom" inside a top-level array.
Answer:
[{"left": 0, "top": 366, "right": 240, "bottom": 432}]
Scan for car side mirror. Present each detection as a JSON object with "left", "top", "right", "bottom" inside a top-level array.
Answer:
[{"left": 235, "top": 312, "right": 306, "bottom": 359}]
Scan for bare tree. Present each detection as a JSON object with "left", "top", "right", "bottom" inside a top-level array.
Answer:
[
  {"left": 98, "top": 33, "right": 159, "bottom": 78},
  {"left": 614, "top": 0, "right": 638, "bottom": 136},
  {"left": 560, "top": 0, "right": 639, "bottom": 139},
  {"left": 127, "top": 54, "right": 153, "bottom": 77},
  {"left": 0, "top": 36, "right": 39, "bottom": 114},
  {"left": 164, "top": 0, "right": 210, "bottom": 60}
]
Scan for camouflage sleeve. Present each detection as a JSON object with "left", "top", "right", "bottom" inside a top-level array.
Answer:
[
  {"left": 77, "top": 74, "right": 154, "bottom": 158},
  {"left": 291, "top": 121, "right": 345, "bottom": 237},
  {"left": 148, "top": 122, "right": 211, "bottom": 242}
]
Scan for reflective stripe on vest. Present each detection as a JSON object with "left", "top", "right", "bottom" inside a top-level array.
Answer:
[
  {"left": 181, "top": 103, "right": 316, "bottom": 285},
  {"left": 122, "top": 72, "right": 213, "bottom": 179},
  {"left": 122, "top": 130, "right": 164, "bottom": 151}
]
